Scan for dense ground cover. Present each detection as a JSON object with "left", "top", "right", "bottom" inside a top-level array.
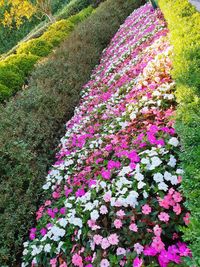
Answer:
[
  {"left": 158, "top": 0, "right": 200, "bottom": 265},
  {"left": 0, "top": 0, "right": 144, "bottom": 265},
  {"left": 21, "top": 4, "right": 192, "bottom": 267},
  {"left": 0, "top": 6, "right": 93, "bottom": 102}
]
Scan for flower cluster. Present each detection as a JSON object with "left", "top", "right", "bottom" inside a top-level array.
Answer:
[{"left": 22, "top": 4, "right": 191, "bottom": 267}]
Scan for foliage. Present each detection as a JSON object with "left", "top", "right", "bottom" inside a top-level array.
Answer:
[
  {"left": 0, "top": 0, "right": 36, "bottom": 28},
  {"left": 0, "top": 6, "right": 93, "bottom": 102},
  {"left": 158, "top": 0, "right": 200, "bottom": 265},
  {"left": 0, "top": 0, "right": 144, "bottom": 265},
  {"left": 0, "top": 83, "right": 12, "bottom": 101}
]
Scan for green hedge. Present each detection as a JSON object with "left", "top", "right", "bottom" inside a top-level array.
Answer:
[
  {"left": 158, "top": 0, "right": 200, "bottom": 265},
  {"left": 0, "top": 0, "right": 145, "bottom": 265},
  {"left": 0, "top": 6, "right": 93, "bottom": 103}
]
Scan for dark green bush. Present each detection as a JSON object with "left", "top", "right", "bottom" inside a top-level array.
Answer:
[
  {"left": 0, "top": 84, "right": 12, "bottom": 101},
  {"left": 158, "top": 0, "right": 200, "bottom": 265},
  {"left": 0, "top": 0, "right": 145, "bottom": 265}
]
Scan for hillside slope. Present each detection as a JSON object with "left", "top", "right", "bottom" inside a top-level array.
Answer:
[{"left": 22, "top": 3, "right": 191, "bottom": 267}]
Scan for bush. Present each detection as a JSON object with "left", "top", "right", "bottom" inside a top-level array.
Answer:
[
  {"left": 0, "top": 0, "right": 145, "bottom": 265},
  {"left": 158, "top": 0, "right": 200, "bottom": 265},
  {"left": 0, "top": 67, "right": 24, "bottom": 93},
  {"left": 0, "top": 84, "right": 12, "bottom": 101},
  {"left": 4, "top": 53, "right": 39, "bottom": 76},
  {"left": 16, "top": 38, "right": 53, "bottom": 57}
]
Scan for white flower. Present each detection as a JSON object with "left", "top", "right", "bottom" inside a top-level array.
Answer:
[
  {"left": 84, "top": 202, "right": 94, "bottom": 211},
  {"left": 135, "top": 172, "right": 144, "bottom": 181},
  {"left": 168, "top": 155, "right": 176, "bottom": 167},
  {"left": 100, "top": 181, "right": 107, "bottom": 188},
  {"left": 42, "top": 182, "right": 51, "bottom": 190},
  {"left": 141, "top": 157, "right": 150, "bottom": 164},
  {"left": 73, "top": 218, "right": 83, "bottom": 228},
  {"left": 158, "top": 182, "right": 168, "bottom": 191},
  {"left": 44, "top": 244, "right": 51, "bottom": 253},
  {"left": 168, "top": 137, "right": 179, "bottom": 147},
  {"left": 143, "top": 191, "right": 148, "bottom": 198},
  {"left": 164, "top": 171, "right": 172, "bottom": 181},
  {"left": 151, "top": 156, "right": 162, "bottom": 167},
  {"left": 153, "top": 173, "right": 163, "bottom": 183},
  {"left": 64, "top": 159, "right": 74, "bottom": 166},
  {"left": 23, "top": 249, "right": 28, "bottom": 256},
  {"left": 59, "top": 218, "right": 68, "bottom": 228},
  {"left": 51, "top": 226, "right": 65, "bottom": 237},
  {"left": 176, "top": 168, "right": 184, "bottom": 174},
  {"left": 138, "top": 181, "right": 146, "bottom": 189},
  {"left": 90, "top": 210, "right": 99, "bottom": 221},
  {"left": 170, "top": 175, "right": 178, "bottom": 185}
]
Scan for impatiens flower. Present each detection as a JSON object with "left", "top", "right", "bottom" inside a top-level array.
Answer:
[
  {"left": 173, "top": 204, "right": 181, "bottom": 215},
  {"left": 40, "top": 228, "right": 47, "bottom": 236},
  {"left": 72, "top": 254, "right": 83, "bottom": 267},
  {"left": 101, "top": 238, "right": 110, "bottom": 250},
  {"left": 168, "top": 137, "right": 179, "bottom": 147},
  {"left": 116, "top": 247, "right": 126, "bottom": 255},
  {"left": 100, "top": 205, "right": 108, "bottom": 214},
  {"left": 93, "top": 235, "right": 103, "bottom": 245},
  {"left": 50, "top": 258, "right": 57, "bottom": 267},
  {"left": 108, "top": 234, "right": 119, "bottom": 245},
  {"left": 114, "top": 219, "right": 123, "bottom": 229},
  {"left": 129, "top": 223, "right": 138, "bottom": 232},
  {"left": 134, "top": 243, "right": 144, "bottom": 254},
  {"left": 116, "top": 209, "right": 125, "bottom": 217},
  {"left": 158, "top": 212, "right": 170, "bottom": 222},
  {"left": 103, "top": 192, "right": 112, "bottom": 202},
  {"left": 133, "top": 257, "right": 143, "bottom": 267},
  {"left": 101, "top": 169, "right": 111, "bottom": 180},
  {"left": 143, "top": 246, "right": 157, "bottom": 256},
  {"left": 90, "top": 210, "right": 99, "bottom": 221},
  {"left": 142, "top": 204, "right": 152, "bottom": 215},
  {"left": 153, "top": 225, "right": 162, "bottom": 236},
  {"left": 183, "top": 212, "right": 190, "bottom": 225},
  {"left": 100, "top": 259, "right": 110, "bottom": 267}
]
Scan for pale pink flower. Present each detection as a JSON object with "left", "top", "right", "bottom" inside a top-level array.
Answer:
[
  {"left": 153, "top": 225, "right": 162, "bottom": 236},
  {"left": 129, "top": 223, "right": 138, "bottom": 232},
  {"left": 108, "top": 233, "right": 119, "bottom": 245},
  {"left": 101, "top": 238, "right": 110, "bottom": 250},
  {"left": 116, "top": 247, "right": 126, "bottom": 255},
  {"left": 100, "top": 205, "right": 108, "bottom": 214},
  {"left": 103, "top": 192, "right": 112, "bottom": 202},
  {"left": 134, "top": 243, "right": 144, "bottom": 255},
  {"left": 158, "top": 212, "right": 170, "bottom": 222},
  {"left": 100, "top": 259, "right": 110, "bottom": 267},
  {"left": 183, "top": 212, "right": 190, "bottom": 225},
  {"left": 114, "top": 219, "right": 122, "bottom": 229},
  {"left": 93, "top": 234, "right": 103, "bottom": 245},
  {"left": 116, "top": 210, "right": 125, "bottom": 218},
  {"left": 142, "top": 204, "right": 152, "bottom": 215}
]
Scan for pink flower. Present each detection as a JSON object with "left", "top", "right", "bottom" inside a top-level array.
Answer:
[
  {"left": 50, "top": 258, "right": 57, "bottom": 267},
  {"left": 72, "top": 253, "right": 83, "bottom": 267},
  {"left": 129, "top": 223, "right": 138, "bottom": 232},
  {"left": 101, "top": 169, "right": 111, "bottom": 180},
  {"left": 100, "top": 259, "right": 110, "bottom": 267},
  {"left": 153, "top": 225, "right": 162, "bottom": 236},
  {"left": 101, "top": 238, "right": 110, "bottom": 250},
  {"left": 75, "top": 188, "right": 85, "bottom": 197},
  {"left": 116, "top": 247, "right": 126, "bottom": 255},
  {"left": 173, "top": 203, "right": 181, "bottom": 215},
  {"left": 93, "top": 234, "right": 103, "bottom": 245},
  {"left": 116, "top": 210, "right": 125, "bottom": 218},
  {"left": 114, "top": 219, "right": 122, "bottom": 229},
  {"left": 144, "top": 246, "right": 157, "bottom": 256},
  {"left": 158, "top": 212, "right": 170, "bottom": 222},
  {"left": 142, "top": 204, "right": 152, "bottom": 215},
  {"left": 133, "top": 257, "right": 143, "bottom": 267},
  {"left": 183, "top": 212, "right": 190, "bottom": 225},
  {"left": 108, "top": 233, "right": 119, "bottom": 245},
  {"left": 60, "top": 262, "right": 67, "bottom": 267},
  {"left": 173, "top": 191, "right": 182, "bottom": 202},
  {"left": 103, "top": 192, "right": 112, "bottom": 202},
  {"left": 100, "top": 205, "right": 108, "bottom": 214},
  {"left": 152, "top": 236, "right": 165, "bottom": 252},
  {"left": 134, "top": 243, "right": 144, "bottom": 255}
]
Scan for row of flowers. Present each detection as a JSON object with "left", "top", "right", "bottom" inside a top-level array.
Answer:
[{"left": 22, "top": 4, "right": 191, "bottom": 267}]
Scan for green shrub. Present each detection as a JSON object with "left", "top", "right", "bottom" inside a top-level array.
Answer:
[
  {"left": 158, "top": 0, "right": 200, "bottom": 265},
  {"left": 0, "top": 67, "right": 24, "bottom": 93},
  {"left": 16, "top": 38, "right": 53, "bottom": 57},
  {"left": 4, "top": 53, "right": 39, "bottom": 76},
  {"left": 0, "top": 0, "right": 145, "bottom": 265},
  {"left": 0, "top": 84, "right": 12, "bottom": 101}
]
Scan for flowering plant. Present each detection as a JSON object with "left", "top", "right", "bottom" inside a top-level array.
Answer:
[{"left": 22, "top": 4, "right": 191, "bottom": 267}]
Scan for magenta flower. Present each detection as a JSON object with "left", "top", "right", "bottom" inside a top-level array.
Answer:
[
  {"left": 133, "top": 257, "right": 143, "bottom": 267},
  {"left": 101, "top": 169, "right": 111, "bottom": 180}
]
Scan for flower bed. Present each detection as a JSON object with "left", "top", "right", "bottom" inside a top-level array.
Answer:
[{"left": 22, "top": 4, "right": 191, "bottom": 267}]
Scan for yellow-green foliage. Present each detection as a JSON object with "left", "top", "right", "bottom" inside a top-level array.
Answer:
[
  {"left": 158, "top": 0, "right": 200, "bottom": 265},
  {"left": 0, "top": 6, "right": 93, "bottom": 102}
]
